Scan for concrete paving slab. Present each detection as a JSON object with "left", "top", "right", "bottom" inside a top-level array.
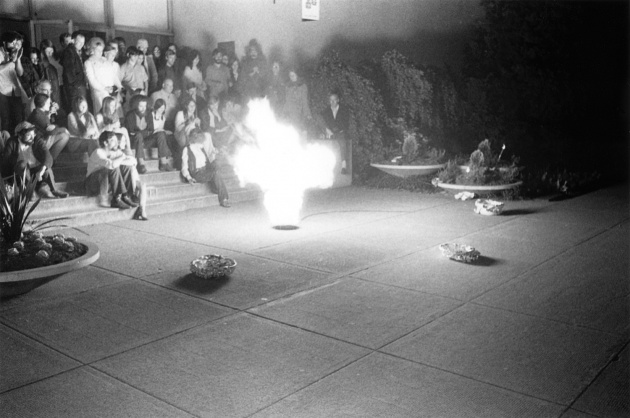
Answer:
[
  {"left": 253, "top": 233, "right": 399, "bottom": 273},
  {"left": 0, "top": 280, "right": 233, "bottom": 363},
  {"left": 78, "top": 224, "right": 227, "bottom": 278},
  {"left": 354, "top": 244, "right": 533, "bottom": 301},
  {"left": 250, "top": 277, "right": 461, "bottom": 349},
  {"left": 0, "top": 324, "right": 79, "bottom": 393},
  {"left": 571, "top": 345, "right": 629, "bottom": 418},
  {"left": 142, "top": 255, "right": 332, "bottom": 310},
  {"left": 473, "top": 223, "right": 629, "bottom": 334},
  {"left": 0, "top": 266, "right": 129, "bottom": 312},
  {"left": 115, "top": 197, "right": 404, "bottom": 252},
  {"left": 559, "top": 409, "right": 600, "bottom": 418},
  {"left": 251, "top": 352, "right": 564, "bottom": 418},
  {"left": 382, "top": 303, "right": 626, "bottom": 405},
  {"left": 0, "top": 366, "right": 192, "bottom": 417},
  {"left": 93, "top": 313, "right": 369, "bottom": 418}
]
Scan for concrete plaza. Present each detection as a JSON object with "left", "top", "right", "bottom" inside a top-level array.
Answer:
[{"left": 1, "top": 184, "right": 628, "bottom": 417}]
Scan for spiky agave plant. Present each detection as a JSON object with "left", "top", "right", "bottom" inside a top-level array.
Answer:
[{"left": 0, "top": 172, "right": 70, "bottom": 246}]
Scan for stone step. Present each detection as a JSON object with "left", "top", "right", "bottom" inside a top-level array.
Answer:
[
  {"left": 28, "top": 187, "right": 263, "bottom": 228},
  {"left": 33, "top": 177, "right": 254, "bottom": 216}
]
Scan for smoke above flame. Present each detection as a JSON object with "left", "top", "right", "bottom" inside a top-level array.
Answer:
[{"left": 233, "top": 98, "right": 336, "bottom": 226}]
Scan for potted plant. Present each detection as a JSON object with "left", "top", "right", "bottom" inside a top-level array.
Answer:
[
  {"left": 0, "top": 173, "right": 99, "bottom": 297},
  {"left": 433, "top": 139, "right": 522, "bottom": 195},
  {"left": 370, "top": 118, "right": 446, "bottom": 178}
]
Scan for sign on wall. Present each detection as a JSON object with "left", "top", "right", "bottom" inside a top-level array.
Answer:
[{"left": 302, "top": 0, "right": 320, "bottom": 21}]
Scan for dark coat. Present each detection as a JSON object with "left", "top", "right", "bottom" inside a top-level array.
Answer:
[
  {"left": 0, "top": 135, "right": 53, "bottom": 178},
  {"left": 61, "top": 45, "right": 86, "bottom": 89},
  {"left": 321, "top": 105, "right": 350, "bottom": 137},
  {"left": 124, "top": 110, "right": 154, "bottom": 137},
  {"left": 27, "top": 108, "right": 51, "bottom": 134}
]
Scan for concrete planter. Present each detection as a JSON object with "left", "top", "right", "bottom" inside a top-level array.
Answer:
[
  {"left": 0, "top": 240, "right": 100, "bottom": 297},
  {"left": 435, "top": 181, "right": 523, "bottom": 196},
  {"left": 371, "top": 163, "right": 446, "bottom": 178}
]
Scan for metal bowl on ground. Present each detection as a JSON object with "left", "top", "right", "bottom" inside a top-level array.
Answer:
[
  {"left": 439, "top": 243, "right": 480, "bottom": 263},
  {"left": 190, "top": 255, "right": 237, "bottom": 279}
]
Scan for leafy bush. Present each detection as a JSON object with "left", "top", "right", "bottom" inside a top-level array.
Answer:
[{"left": 310, "top": 51, "right": 387, "bottom": 182}]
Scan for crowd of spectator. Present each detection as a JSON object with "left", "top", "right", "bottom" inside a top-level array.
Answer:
[{"left": 1, "top": 31, "right": 351, "bottom": 220}]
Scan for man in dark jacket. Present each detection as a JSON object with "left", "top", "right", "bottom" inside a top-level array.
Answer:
[
  {"left": 61, "top": 31, "right": 87, "bottom": 113},
  {"left": 0, "top": 121, "right": 68, "bottom": 198},
  {"left": 124, "top": 95, "right": 172, "bottom": 173},
  {"left": 321, "top": 92, "right": 350, "bottom": 174}
]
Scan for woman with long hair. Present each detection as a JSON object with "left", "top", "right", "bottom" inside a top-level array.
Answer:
[
  {"left": 174, "top": 96, "right": 200, "bottom": 149},
  {"left": 39, "top": 39, "right": 63, "bottom": 105},
  {"left": 282, "top": 68, "right": 312, "bottom": 133},
  {"left": 67, "top": 95, "right": 100, "bottom": 152},
  {"left": 96, "top": 95, "right": 131, "bottom": 155},
  {"left": 181, "top": 49, "right": 206, "bottom": 100},
  {"left": 152, "top": 45, "right": 163, "bottom": 71}
]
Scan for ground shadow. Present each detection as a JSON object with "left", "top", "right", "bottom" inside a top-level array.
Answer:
[
  {"left": 466, "top": 256, "right": 499, "bottom": 267},
  {"left": 501, "top": 208, "right": 538, "bottom": 216},
  {"left": 172, "top": 273, "right": 230, "bottom": 294}
]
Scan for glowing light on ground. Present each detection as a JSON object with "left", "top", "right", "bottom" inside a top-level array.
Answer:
[{"left": 233, "top": 98, "right": 336, "bottom": 227}]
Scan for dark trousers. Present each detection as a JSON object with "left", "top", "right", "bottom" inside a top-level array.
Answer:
[
  {"left": 132, "top": 131, "right": 172, "bottom": 160},
  {"left": 0, "top": 93, "right": 25, "bottom": 135},
  {"left": 14, "top": 161, "right": 57, "bottom": 193},
  {"left": 85, "top": 165, "right": 134, "bottom": 197},
  {"left": 191, "top": 160, "right": 228, "bottom": 203}
]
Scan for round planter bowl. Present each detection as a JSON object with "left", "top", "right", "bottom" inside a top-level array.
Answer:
[
  {"left": 0, "top": 240, "right": 100, "bottom": 297},
  {"left": 371, "top": 163, "right": 446, "bottom": 178},
  {"left": 436, "top": 181, "right": 523, "bottom": 196}
]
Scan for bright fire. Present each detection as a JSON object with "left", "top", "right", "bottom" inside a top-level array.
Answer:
[{"left": 233, "top": 98, "right": 336, "bottom": 227}]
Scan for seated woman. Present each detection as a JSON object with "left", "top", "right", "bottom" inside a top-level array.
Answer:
[
  {"left": 96, "top": 96, "right": 131, "bottom": 155},
  {"left": 86, "top": 131, "right": 147, "bottom": 220},
  {"left": 67, "top": 95, "right": 100, "bottom": 153},
  {"left": 200, "top": 96, "right": 230, "bottom": 149},
  {"left": 181, "top": 128, "right": 229, "bottom": 207},
  {"left": 27, "top": 93, "right": 70, "bottom": 160},
  {"left": 174, "top": 97, "right": 201, "bottom": 149}
]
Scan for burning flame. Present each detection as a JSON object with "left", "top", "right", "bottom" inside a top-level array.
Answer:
[{"left": 233, "top": 98, "right": 336, "bottom": 226}]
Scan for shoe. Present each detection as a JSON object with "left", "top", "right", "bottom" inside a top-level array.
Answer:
[
  {"left": 121, "top": 194, "right": 139, "bottom": 207},
  {"left": 133, "top": 207, "right": 149, "bottom": 221},
  {"left": 159, "top": 162, "right": 174, "bottom": 172},
  {"left": 51, "top": 190, "right": 69, "bottom": 198},
  {"left": 220, "top": 199, "right": 231, "bottom": 208},
  {"left": 111, "top": 194, "right": 131, "bottom": 209},
  {"left": 137, "top": 164, "right": 147, "bottom": 174},
  {"left": 38, "top": 188, "right": 57, "bottom": 199}
]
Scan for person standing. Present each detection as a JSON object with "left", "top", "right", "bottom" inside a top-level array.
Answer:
[
  {"left": 85, "top": 37, "right": 121, "bottom": 114},
  {"left": 61, "top": 31, "right": 87, "bottom": 114},
  {"left": 204, "top": 48, "right": 230, "bottom": 100},
  {"left": 240, "top": 40, "right": 268, "bottom": 102},
  {"left": 0, "top": 31, "right": 28, "bottom": 134},
  {"left": 321, "top": 92, "right": 350, "bottom": 174},
  {"left": 283, "top": 68, "right": 312, "bottom": 134},
  {"left": 136, "top": 38, "right": 158, "bottom": 94}
]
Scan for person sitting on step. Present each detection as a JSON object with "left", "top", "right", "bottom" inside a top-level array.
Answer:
[
  {"left": 0, "top": 121, "right": 68, "bottom": 198},
  {"left": 124, "top": 95, "right": 173, "bottom": 173},
  {"left": 85, "top": 130, "right": 139, "bottom": 210},
  {"left": 27, "top": 92, "right": 70, "bottom": 160},
  {"left": 67, "top": 95, "right": 99, "bottom": 154},
  {"left": 181, "top": 128, "right": 230, "bottom": 208},
  {"left": 96, "top": 95, "right": 131, "bottom": 155}
]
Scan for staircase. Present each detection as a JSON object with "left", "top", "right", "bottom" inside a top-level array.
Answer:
[
  {"left": 30, "top": 149, "right": 262, "bottom": 228},
  {"left": 30, "top": 139, "right": 351, "bottom": 228}
]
